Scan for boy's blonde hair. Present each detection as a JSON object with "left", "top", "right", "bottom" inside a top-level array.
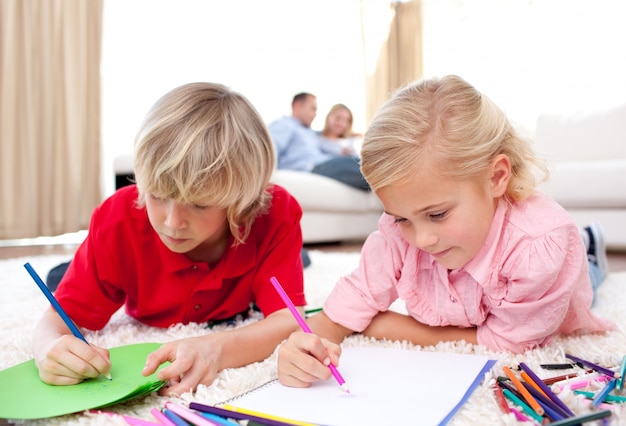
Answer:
[
  {"left": 134, "top": 82, "right": 275, "bottom": 244},
  {"left": 361, "top": 75, "right": 547, "bottom": 202}
]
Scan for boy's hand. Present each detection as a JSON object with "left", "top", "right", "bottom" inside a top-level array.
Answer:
[
  {"left": 142, "top": 336, "right": 221, "bottom": 396},
  {"left": 35, "top": 334, "right": 111, "bottom": 385},
  {"left": 277, "top": 331, "right": 342, "bottom": 388}
]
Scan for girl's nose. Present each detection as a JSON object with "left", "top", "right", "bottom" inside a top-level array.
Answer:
[{"left": 413, "top": 228, "right": 438, "bottom": 250}]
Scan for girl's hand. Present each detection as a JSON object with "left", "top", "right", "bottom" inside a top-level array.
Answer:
[
  {"left": 142, "top": 335, "right": 222, "bottom": 396},
  {"left": 277, "top": 331, "right": 342, "bottom": 388},
  {"left": 35, "top": 334, "right": 111, "bottom": 385}
]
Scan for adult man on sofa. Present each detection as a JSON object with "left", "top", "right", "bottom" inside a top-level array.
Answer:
[{"left": 268, "top": 92, "right": 369, "bottom": 191}]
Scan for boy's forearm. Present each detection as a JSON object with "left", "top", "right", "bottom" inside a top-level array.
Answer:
[{"left": 214, "top": 309, "right": 302, "bottom": 370}]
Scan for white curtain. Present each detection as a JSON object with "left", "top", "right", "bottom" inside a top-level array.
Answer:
[
  {"left": 361, "top": 0, "right": 423, "bottom": 126},
  {"left": 0, "top": 0, "right": 103, "bottom": 239}
]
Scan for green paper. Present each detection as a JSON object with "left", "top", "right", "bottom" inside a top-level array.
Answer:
[{"left": 0, "top": 342, "right": 166, "bottom": 420}]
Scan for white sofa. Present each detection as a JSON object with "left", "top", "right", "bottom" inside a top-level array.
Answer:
[
  {"left": 270, "top": 170, "right": 382, "bottom": 244},
  {"left": 534, "top": 102, "right": 626, "bottom": 251}
]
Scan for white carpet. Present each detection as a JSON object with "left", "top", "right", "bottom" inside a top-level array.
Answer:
[{"left": 1, "top": 251, "right": 626, "bottom": 425}]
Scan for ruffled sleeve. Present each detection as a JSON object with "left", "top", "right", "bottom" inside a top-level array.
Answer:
[{"left": 477, "top": 224, "right": 614, "bottom": 352}]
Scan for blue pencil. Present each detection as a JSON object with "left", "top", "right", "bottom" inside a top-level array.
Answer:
[
  {"left": 616, "top": 355, "right": 626, "bottom": 392},
  {"left": 23, "top": 262, "right": 112, "bottom": 380},
  {"left": 592, "top": 378, "right": 617, "bottom": 408},
  {"left": 162, "top": 408, "right": 190, "bottom": 426}
]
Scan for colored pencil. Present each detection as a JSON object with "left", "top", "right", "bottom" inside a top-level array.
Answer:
[
  {"left": 574, "top": 389, "right": 626, "bottom": 403},
  {"left": 520, "top": 371, "right": 548, "bottom": 398},
  {"left": 163, "top": 408, "right": 192, "bottom": 426},
  {"left": 519, "top": 362, "right": 576, "bottom": 417},
  {"left": 540, "top": 363, "right": 576, "bottom": 370},
  {"left": 164, "top": 401, "right": 222, "bottom": 426},
  {"left": 503, "top": 365, "right": 545, "bottom": 416},
  {"left": 565, "top": 353, "right": 619, "bottom": 378},
  {"left": 189, "top": 402, "right": 305, "bottom": 426},
  {"left": 493, "top": 384, "right": 510, "bottom": 414},
  {"left": 592, "top": 378, "right": 617, "bottom": 408},
  {"left": 542, "top": 369, "right": 592, "bottom": 386},
  {"left": 90, "top": 410, "right": 161, "bottom": 426},
  {"left": 520, "top": 382, "right": 567, "bottom": 421},
  {"left": 223, "top": 404, "right": 316, "bottom": 426},
  {"left": 544, "top": 409, "right": 611, "bottom": 426},
  {"left": 501, "top": 387, "right": 544, "bottom": 423},
  {"left": 509, "top": 407, "right": 531, "bottom": 422},
  {"left": 199, "top": 411, "right": 241, "bottom": 426},
  {"left": 269, "top": 276, "right": 349, "bottom": 393},
  {"left": 616, "top": 355, "right": 626, "bottom": 392},
  {"left": 23, "top": 262, "right": 112, "bottom": 380},
  {"left": 150, "top": 407, "right": 176, "bottom": 426},
  {"left": 556, "top": 373, "right": 610, "bottom": 393}
]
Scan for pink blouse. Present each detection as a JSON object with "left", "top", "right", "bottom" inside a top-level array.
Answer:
[{"left": 324, "top": 194, "right": 615, "bottom": 352}]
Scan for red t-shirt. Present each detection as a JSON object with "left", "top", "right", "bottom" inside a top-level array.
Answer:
[{"left": 54, "top": 184, "right": 306, "bottom": 330}]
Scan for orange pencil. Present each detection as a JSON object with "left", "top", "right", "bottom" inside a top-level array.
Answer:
[
  {"left": 520, "top": 371, "right": 549, "bottom": 399},
  {"left": 503, "top": 366, "right": 545, "bottom": 416}
]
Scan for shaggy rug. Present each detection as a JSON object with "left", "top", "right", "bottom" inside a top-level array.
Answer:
[{"left": 1, "top": 251, "right": 625, "bottom": 425}]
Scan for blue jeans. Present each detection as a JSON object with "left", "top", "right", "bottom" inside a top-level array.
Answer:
[
  {"left": 588, "top": 261, "right": 604, "bottom": 306},
  {"left": 311, "top": 156, "right": 370, "bottom": 191}
]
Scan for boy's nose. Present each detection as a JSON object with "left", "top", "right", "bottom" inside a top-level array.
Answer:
[{"left": 164, "top": 203, "right": 186, "bottom": 230}]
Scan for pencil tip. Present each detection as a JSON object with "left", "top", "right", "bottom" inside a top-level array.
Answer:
[
  {"left": 105, "top": 373, "right": 112, "bottom": 380},
  {"left": 341, "top": 383, "right": 350, "bottom": 393}
]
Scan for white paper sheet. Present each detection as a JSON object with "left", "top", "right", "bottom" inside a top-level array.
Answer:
[{"left": 227, "top": 346, "right": 495, "bottom": 426}]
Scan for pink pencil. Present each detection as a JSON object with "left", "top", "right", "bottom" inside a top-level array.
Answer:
[
  {"left": 556, "top": 373, "right": 610, "bottom": 392},
  {"left": 270, "top": 276, "right": 350, "bottom": 393},
  {"left": 509, "top": 407, "right": 531, "bottom": 423},
  {"left": 90, "top": 410, "right": 161, "bottom": 426},
  {"left": 150, "top": 407, "right": 176, "bottom": 426},
  {"left": 164, "top": 401, "right": 221, "bottom": 426}
]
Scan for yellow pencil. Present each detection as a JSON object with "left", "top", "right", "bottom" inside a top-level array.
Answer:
[{"left": 222, "top": 404, "right": 316, "bottom": 426}]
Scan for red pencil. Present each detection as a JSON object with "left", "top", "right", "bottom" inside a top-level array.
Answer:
[{"left": 493, "top": 384, "right": 510, "bottom": 414}]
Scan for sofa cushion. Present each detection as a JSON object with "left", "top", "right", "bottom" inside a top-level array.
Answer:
[
  {"left": 270, "top": 170, "right": 382, "bottom": 213},
  {"left": 534, "top": 102, "right": 626, "bottom": 163},
  {"left": 540, "top": 160, "right": 626, "bottom": 208}
]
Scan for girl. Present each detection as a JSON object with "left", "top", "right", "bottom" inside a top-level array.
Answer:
[
  {"left": 32, "top": 82, "right": 306, "bottom": 396},
  {"left": 277, "top": 75, "right": 615, "bottom": 389}
]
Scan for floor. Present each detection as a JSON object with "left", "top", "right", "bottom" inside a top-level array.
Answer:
[{"left": 1, "top": 239, "right": 625, "bottom": 272}]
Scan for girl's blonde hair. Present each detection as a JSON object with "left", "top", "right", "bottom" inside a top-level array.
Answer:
[
  {"left": 134, "top": 82, "right": 275, "bottom": 244},
  {"left": 322, "top": 103, "right": 354, "bottom": 138},
  {"left": 361, "top": 75, "right": 547, "bottom": 202}
]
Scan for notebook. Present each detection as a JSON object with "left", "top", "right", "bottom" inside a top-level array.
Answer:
[
  {"left": 0, "top": 342, "right": 165, "bottom": 420},
  {"left": 225, "top": 346, "right": 495, "bottom": 426}
]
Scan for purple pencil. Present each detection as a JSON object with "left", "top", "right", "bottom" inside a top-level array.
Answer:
[
  {"left": 519, "top": 362, "right": 576, "bottom": 417},
  {"left": 565, "top": 354, "right": 620, "bottom": 379}
]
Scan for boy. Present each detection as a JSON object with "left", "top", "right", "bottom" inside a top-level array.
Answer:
[{"left": 33, "top": 82, "right": 306, "bottom": 396}]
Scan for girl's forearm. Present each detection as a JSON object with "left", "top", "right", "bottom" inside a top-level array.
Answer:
[
  {"left": 306, "top": 311, "right": 354, "bottom": 344},
  {"left": 362, "top": 310, "right": 478, "bottom": 346}
]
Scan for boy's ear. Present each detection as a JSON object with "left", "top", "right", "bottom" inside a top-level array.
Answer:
[{"left": 490, "top": 154, "right": 511, "bottom": 197}]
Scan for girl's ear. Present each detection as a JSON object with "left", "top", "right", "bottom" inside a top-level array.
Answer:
[{"left": 490, "top": 154, "right": 511, "bottom": 197}]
